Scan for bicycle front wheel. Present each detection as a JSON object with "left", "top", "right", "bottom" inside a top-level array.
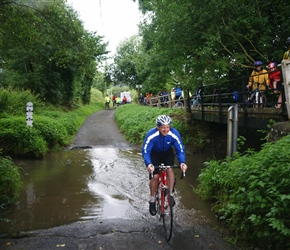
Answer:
[{"left": 162, "top": 192, "right": 173, "bottom": 242}]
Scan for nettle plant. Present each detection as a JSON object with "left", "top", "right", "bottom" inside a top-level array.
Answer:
[{"left": 196, "top": 135, "right": 290, "bottom": 249}]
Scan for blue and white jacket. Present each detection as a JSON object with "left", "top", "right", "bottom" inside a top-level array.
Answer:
[{"left": 142, "top": 127, "right": 186, "bottom": 167}]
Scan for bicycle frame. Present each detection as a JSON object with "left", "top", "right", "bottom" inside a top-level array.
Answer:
[{"left": 150, "top": 164, "right": 185, "bottom": 242}]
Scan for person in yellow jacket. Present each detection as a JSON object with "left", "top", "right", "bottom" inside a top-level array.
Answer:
[
  {"left": 246, "top": 61, "right": 269, "bottom": 91},
  {"left": 105, "top": 94, "right": 110, "bottom": 110},
  {"left": 282, "top": 37, "right": 290, "bottom": 60}
]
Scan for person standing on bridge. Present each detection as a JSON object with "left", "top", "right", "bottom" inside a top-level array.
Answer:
[
  {"left": 247, "top": 61, "right": 269, "bottom": 91},
  {"left": 246, "top": 61, "right": 269, "bottom": 108},
  {"left": 142, "top": 115, "right": 188, "bottom": 216},
  {"left": 282, "top": 37, "right": 290, "bottom": 60},
  {"left": 267, "top": 62, "right": 282, "bottom": 108}
]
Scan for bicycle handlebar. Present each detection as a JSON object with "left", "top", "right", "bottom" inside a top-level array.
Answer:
[{"left": 149, "top": 165, "right": 186, "bottom": 180}]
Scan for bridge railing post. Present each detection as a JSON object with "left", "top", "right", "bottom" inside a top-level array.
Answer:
[
  {"left": 281, "top": 60, "right": 290, "bottom": 120},
  {"left": 227, "top": 104, "right": 238, "bottom": 157}
]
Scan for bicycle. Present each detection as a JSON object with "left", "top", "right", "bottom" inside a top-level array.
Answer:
[
  {"left": 150, "top": 164, "right": 185, "bottom": 242},
  {"left": 246, "top": 87, "right": 267, "bottom": 108},
  {"left": 173, "top": 96, "right": 184, "bottom": 108},
  {"left": 105, "top": 101, "right": 110, "bottom": 110}
]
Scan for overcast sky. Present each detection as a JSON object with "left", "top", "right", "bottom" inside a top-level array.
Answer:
[{"left": 66, "top": 0, "right": 142, "bottom": 56}]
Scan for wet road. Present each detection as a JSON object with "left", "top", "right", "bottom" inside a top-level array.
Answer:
[{"left": 0, "top": 110, "right": 237, "bottom": 249}]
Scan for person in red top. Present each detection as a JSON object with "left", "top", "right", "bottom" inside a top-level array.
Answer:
[
  {"left": 112, "top": 95, "right": 117, "bottom": 108},
  {"left": 267, "top": 62, "right": 282, "bottom": 108},
  {"left": 122, "top": 96, "right": 127, "bottom": 104}
]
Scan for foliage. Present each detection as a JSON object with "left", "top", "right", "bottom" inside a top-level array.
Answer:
[
  {"left": 114, "top": 104, "right": 192, "bottom": 144},
  {"left": 195, "top": 136, "right": 290, "bottom": 249},
  {"left": 0, "top": 0, "right": 108, "bottom": 106},
  {"left": 0, "top": 88, "right": 104, "bottom": 158},
  {"left": 0, "top": 88, "right": 43, "bottom": 117},
  {"left": 130, "top": 1, "right": 290, "bottom": 94},
  {"left": 0, "top": 156, "right": 22, "bottom": 208}
]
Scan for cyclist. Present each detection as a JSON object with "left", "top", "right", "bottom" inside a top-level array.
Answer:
[
  {"left": 105, "top": 94, "right": 110, "bottom": 110},
  {"left": 246, "top": 61, "right": 269, "bottom": 107},
  {"left": 142, "top": 115, "right": 188, "bottom": 216}
]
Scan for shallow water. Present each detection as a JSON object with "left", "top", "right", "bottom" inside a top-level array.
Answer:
[{"left": 0, "top": 147, "right": 223, "bottom": 235}]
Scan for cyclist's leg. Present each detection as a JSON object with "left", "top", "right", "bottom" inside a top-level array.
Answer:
[
  {"left": 261, "top": 92, "right": 267, "bottom": 107},
  {"left": 254, "top": 91, "right": 259, "bottom": 108},
  {"left": 149, "top": 171, "right": 159, "bottom": 197},
  {"left": 150, "top": 152, "right": 161, "bottom": 197},
  {"left": 163, "top": 150, "right": 175, "bottom": 196}
]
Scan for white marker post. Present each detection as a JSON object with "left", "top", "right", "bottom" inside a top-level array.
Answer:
[{"left": 26, "top": 102, "right": 33, "bottom": 127}]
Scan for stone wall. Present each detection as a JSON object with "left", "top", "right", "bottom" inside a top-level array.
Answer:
[{"left": 268, "top": 121, "right": 290, "bottom": 142}]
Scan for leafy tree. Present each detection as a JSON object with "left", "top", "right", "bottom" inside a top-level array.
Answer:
[
  {"left": 0, "top": 0, "right": 108, "bottom": 106},
  {"left": 136, "top": 0, "right": 290, "bottom": 90}
]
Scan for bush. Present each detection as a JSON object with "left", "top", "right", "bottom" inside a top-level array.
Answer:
[
  {"left": 0, "top": 88, "right": 43, "bottom": 116},
  {"left": 114, "top": 104, "right": 185, "bottom": 144},
  {"left": 0, "top": 117, "right": 48, "bottom": 158},
  {"left": 0, "top": 156, "right": 22, "bottom": 208},
  {"left": 34, "top": 115, "right": 69, "bottom": 149},
  {"left": 195, "top": 135, "right": 290, "bottom": 249}
]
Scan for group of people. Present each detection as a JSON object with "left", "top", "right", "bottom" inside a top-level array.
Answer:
[
  {"left": 247, "top": 36, "right": 290, "bottom": 108},
  {"left": 105, "top": 94, "right": 128, "bottom": 109},
  {"left": 246, "top": 60, "right": 282, "bottom": 108},
  {"left": 141, "top": 84, "right": 184, "bottom": 108}
]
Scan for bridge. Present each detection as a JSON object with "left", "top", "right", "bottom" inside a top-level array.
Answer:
[
  {"left": 147, "top": 60, "right": 290, "bottom": 156},
  {"left": 147, "top": 60, "right": 290, "bottom": 131}
]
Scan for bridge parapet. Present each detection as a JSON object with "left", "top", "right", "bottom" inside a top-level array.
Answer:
[{"left": 281, "top": 59, "right": 290, "bottom": 120}]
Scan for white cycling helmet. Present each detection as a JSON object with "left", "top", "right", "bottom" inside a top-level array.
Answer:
[{"left": 156, "top": 115, "right": 172, "bottom": 126}]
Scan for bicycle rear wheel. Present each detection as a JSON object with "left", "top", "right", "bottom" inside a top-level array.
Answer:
[
  {"left": 173, "top": 101, "right": 183, "bottom": 108},
  {"left": 162, "top": 192, "right": 173, "bottom": 242},
  {"left": 253, "top": 92, "right": 267, "bottom": 108}
]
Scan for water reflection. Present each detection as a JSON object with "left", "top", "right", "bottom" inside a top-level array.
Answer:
[{"left": 0, "top": 148, "right": 225, "bottom": 235}]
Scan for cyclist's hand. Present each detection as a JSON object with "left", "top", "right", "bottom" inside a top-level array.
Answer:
[
  {"left": 147, "top": 164, "right": 154, "bottom": 173},
  {"left": 180, "top": 163, "right": 188, "bottom": 172}
]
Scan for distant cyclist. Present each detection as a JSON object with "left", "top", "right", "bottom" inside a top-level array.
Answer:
[
  {"left": 105, "top": 94, "right": 110, "bottom": 110},
  {"left": 142, "top": 115, "right": 188, "bottom": 216}
]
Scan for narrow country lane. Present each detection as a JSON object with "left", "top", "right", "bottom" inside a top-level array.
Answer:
[{"left": 0, "top": 110, "right": 239, "bottom": 250}]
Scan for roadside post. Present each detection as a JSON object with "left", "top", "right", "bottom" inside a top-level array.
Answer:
[
  {"left": 136, "top": 84, "right": 142, "bottom": 103},
  {"left": 26, "top": 102, "right": 33, "bottom": 127},
  {"left": 227, "top": 104, "right": 238, "bottom": 157},
  {"left": 281, "top": 59, "right": 290, "bottom": 119}
]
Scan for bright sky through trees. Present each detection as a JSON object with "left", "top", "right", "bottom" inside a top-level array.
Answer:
[{"left": 66, "top": 0, "right": 141, "bottom": 55}]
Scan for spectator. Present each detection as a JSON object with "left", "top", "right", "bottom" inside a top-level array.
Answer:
[
  {"left": 146, "top": 92, "right": 151, "bottom": 105},
  {"left": 247, "top": 61, "right": 269, "bottom": 91},
  {"left": 139, "top": 93, "right": 144, "bottom": 105},
  {"left": 246, "top": 61, "right": 269, "bottom": 108},
  {"left": 122, "top": 95, "right": 128, "bottom": 104},
  {"left": 116, "top": 96, "right": 121, "bottom": 106},
  {"left": 161, "top": 88, "right": 169, "bottom": 104},
  {"left": 174, "top": 83, "right": 182, "bottom": 100},
  {"left": 282, "top": 37, "right": 290, "bottom": 60},
  {"left": 267, "top": 62, "right": 282, "bottom": 108},
  {"left": 112, "top": 95, "right": 117, "bottom": 108},
  {"left": 170, "top": 88, "right": 175, "bottom": 107}
]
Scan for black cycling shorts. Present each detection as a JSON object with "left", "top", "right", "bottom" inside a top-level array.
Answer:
[{"left": 149, "top": 148, "right": 175, "bottom": 176}]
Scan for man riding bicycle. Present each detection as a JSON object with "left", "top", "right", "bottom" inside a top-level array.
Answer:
[{"left": 142, "top": 115, "right": 188, "bottom": 216}]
